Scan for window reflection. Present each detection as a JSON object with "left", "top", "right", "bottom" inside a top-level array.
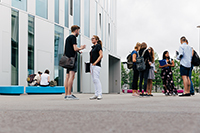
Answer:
[
  {"left": 36, "top": 0, "right": 48, "bottom": 19},
  {"left": 54, "top": 25, "right": 64, "bottom": 86},
  {"left": 28, "top": 15, "right": 35, "bottom": 75},
  {"left": 11, "top": 9, "right": 19, "bottom": 85}
]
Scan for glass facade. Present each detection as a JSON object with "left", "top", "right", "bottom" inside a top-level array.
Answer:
[
  {"left": 73, "top": 0, "right": 80, "bottom": 26},
  {"left": 11, "top": 9, "right": 19, "bottom": 85},
  {"left": 65, "top": 0, "right": 69, "bottom": 27},
  {"left": 54, "top": 25, "right": 64, "bottom": 86},
  {"left": 36, "top": 0, "right": 48, "bottom": 19},
  {"left": 28, "top": 15, "right": 35, "bottom": 75},
  {"left": 12, "top": 0, "right": 27, "bottom": 11},
  {"left": 55, "top": 0, "right": 59, "bottom": 23},
  {"left": 84, "top": 0, "right": 90, "bottom": 38}
]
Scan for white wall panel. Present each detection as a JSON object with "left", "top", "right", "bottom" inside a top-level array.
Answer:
[
  {"left": 19, "top": 12, "right": 28, "bottom": 86},
  {"left": 0, "top": 5, "right": 11, "bottom": 85},
  {"left": 27, "top": 0, "right": 35, "bottom": 15},
  {"left": 35, "top": 18, "right": 54, "bottom": 80},
  {"left": 59, "top": 0, "right": 65, "bottom": 26},
  {"left": 2, "top": 0, "right": 11, "bottom": 5},
  {"left": 48, "top": 0, "right": 54, "bottom": 22}
]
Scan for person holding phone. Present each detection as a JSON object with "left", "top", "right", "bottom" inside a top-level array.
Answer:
[{"left": 159, "top": 51, "right": 177, "bottom": 96}]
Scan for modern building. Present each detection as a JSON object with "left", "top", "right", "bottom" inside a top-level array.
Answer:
[{"left": 0, "top": 0, "right": 120, "bottom": 94}]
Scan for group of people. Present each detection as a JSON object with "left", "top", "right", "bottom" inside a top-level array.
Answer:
[
  {"left": 29, "top": 70, "right": 51, "bottom": 87},
  {"left": 131, "top": 42, "right": 157, "bottom": 97},
  {"left": 64, "top": 25, "right": 103, "bottom": 100},
  {"left": 131, "top": 36, "right": 194, "bottom": 97}
]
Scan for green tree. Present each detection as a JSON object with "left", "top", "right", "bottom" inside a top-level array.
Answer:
[
  {"left": 121, "top": 63, "right": 128, "bottom": 87},
  {"left": 153, "top": 52, "right": 162, "bottom": 92},
  {"left": 191, "top": 66, "right": 200, "bottom": 92},
  {"left": 128, "top": 69, "right": 133, "bottom": 89}
]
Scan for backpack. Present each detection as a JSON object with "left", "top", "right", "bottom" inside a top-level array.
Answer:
[
  {"left": 126, "top": 53, "right": 133, "bottom": 69},
  {"left": 192, "top": 50, "right": 200, "bottom": 66},
  {"left": 136, "top": 49, "right": 147, "bottom": 71},
  {"left": 27, "top": 74, "right": 36, "bottom": 83}
]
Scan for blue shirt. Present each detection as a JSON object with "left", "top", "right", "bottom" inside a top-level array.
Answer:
[
  {"left": 131, "top": 50, "right": 138, "bottom": 65},
  {"left": 177, "top": 43, "right": 192, "bottom": 68}
]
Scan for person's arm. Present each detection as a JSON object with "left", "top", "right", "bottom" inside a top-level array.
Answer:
[
  {"left": 48, "top": 76, "right": 50, "bottom": 83},
  {"left": 73, "top": 44, "right": 86, "bottom": 52},
  {"left": 132, "top": 53, "right": 137, "bottom": 62},
  {"left": 159, "top": 64, "right": 170, "bottom": 68},
  {"left": 93, "top": 50, "right": 103, "bottom": 66},
  {"left": 177, "top": 46, "right": 183, "bottom": 60},
  {"left": 170, "top": 60, "right": 175, "bottom": 67}
]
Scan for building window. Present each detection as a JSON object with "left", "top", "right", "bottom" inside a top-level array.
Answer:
[
  {"left": 65, "top": 0, "right": 69, "bottom": 27},
  {"left": 12, "top": 0, "right": 27, "bottom": 11},
  {"left": 54, "top": 25, "right": 64, "bottom": 86},
  {"left": 11, "top": 9, "right": 19, "bottom": 85},
  {"left": 99, "top": 13, "right": 101, "bottom": 28},
  {"left": 28, "top": 15, "right": 35, "bottom": 75},
  {"left": 70, "top": 0, "right": 73, "bottom": 16},
  {"left": 55, "top": 0, "right": 59, "bottom": 23},
  {"left": 108, "top": 23, "right": 110, "bottom": 36},
  {"left": 84, "top": 0, "right": 90, "bottom": 38},
  {"left": 73, "top": 0, "right": 80, "bottom": 26},
  {"left": 36, "top": 0, "right": 48, "bottom": 19}
]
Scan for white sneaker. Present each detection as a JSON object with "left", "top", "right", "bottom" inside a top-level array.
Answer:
[
  {"left": 89, "top": 95, "right": 98, "bottom": 100},
  {"left": 97, "top": 95, "right": 102, "bottom": 100}
]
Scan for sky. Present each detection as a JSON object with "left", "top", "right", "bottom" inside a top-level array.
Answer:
[{"left": 117, "top": 0, "right": 200, "bottom": 61}]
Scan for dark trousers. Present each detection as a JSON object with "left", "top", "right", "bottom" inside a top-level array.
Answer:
[
  {"left": 139, "top": 68, "right": 149, "bottom": 92},
  {"left": 132, "top": 65, "right": 139, "bottom": 90}
]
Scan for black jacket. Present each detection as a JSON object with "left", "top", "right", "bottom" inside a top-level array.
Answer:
[{"left": 138, "top": 48, "right": 152, "bottom": 69}]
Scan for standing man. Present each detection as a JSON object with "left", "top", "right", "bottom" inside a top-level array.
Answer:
[
  {"left": 177, "top": 36, "right": 193, "bottom": 97},
  {"left": 64, "top": 25, "right": 86, "bottom": 100},
  {"left": 186, "top": 39, "right": 195, "bottom": 95}
]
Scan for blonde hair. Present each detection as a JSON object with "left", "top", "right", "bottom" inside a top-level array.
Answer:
[
  {"left": 93, "top": 35, "right": 102, "bottom": 47},
  {"left": 135, "top": 42, "right": 141, "bottom": 51}
]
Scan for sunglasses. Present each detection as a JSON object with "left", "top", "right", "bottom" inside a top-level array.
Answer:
[
  {"left": 148, "top": 49, "right": 151, "bottom": 50},
  {"left": 91, "top": 38, "right": 95, "bottom": 41}
]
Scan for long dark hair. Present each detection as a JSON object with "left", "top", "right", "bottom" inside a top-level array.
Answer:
[
  {"left": 162, "top": 51, "right": 170, "bottom": 60},
  {"left": 93, "top": 35, "right": 102, "bottom": 47},
  {"left": 149, "top": 47, "right": 155, "bottom": 63}
]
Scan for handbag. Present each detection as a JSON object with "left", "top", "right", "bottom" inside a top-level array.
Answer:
[
  {"left": 59, "top": 48, "right": 76, "bottom": 69},
  {"left": 85, "top": 62, "right": 90, "bottom": 73}
]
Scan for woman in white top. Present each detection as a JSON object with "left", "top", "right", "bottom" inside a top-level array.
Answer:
[{"left": 40, "top": 70, "right": 50, "bottom": 87}]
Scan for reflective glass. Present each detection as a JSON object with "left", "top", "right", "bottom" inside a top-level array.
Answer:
[
  {"left": 12, "top": 0, "right": 27, "bottom": 11},
  {"left": 36, "top": 0, "right": 48, "bottom": 19},
  {"left": 55, "top": 0, "right": 59, "bottom": 23},
  {"left": 84, "top": 0, "right": 90, "bottom": 37}
]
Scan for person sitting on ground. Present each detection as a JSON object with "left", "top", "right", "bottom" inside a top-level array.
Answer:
[
  {"left": 29, "top": 71, "right": 42, "bottom": 86},
  {"left": 40, "top": 70, "right": 50, "bottom": 87}
]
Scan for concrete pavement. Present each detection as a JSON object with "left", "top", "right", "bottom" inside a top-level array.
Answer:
[{"left": 0, "top": 93, "right": 200, "bottom": 133}]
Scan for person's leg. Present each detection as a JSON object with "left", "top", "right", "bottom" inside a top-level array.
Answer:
[
  {"left": 147, "top": 79, "right": 150, "bottom": 94},
  {"left": 149, "top": 79, "right": 153, "bottom": 94},
  {"left": 91, "top": 66, "right": 98, "bottom": 96},
  {"left": 64, "top": 73, "right": 69, "bottom": 96},
  {"left": 189, "top": 66, "right": 194, "bottom": 94},
  {"left": 143, "top": 69, "right": 149, "bottom": 94},
  {"left": 182, "top": 76, "right": 190, "bottom": 94},
  {"left": 187, "top": 76, "right": 191, "bottom": 94},
  {"left": 132, "top": 67, "right": 139, "bottom": 95},
  {"left": 139, "top": 71, "right": 144, "bottom": 94},
  {"left": 93, "top": 66, "right": 102, "bottom": 96},
  {"left": 67, "top": 71, "right": 75, "bottom": 95}
]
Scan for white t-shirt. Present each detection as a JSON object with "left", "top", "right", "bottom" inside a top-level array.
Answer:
[{"left": 40, "top": 73, "right": 50, "bottom": 85}]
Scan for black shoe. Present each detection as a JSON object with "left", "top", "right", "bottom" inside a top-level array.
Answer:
[
  {"left": 179, "top": 93, "right": 191, "bottom": 97},
  {"left": 140, "top": 94, "right": 143, "bottom": 97},
  {"left": 190, "top": 93, "right": 195, "bottom": 96},
  {"left": 143, "top": 94, "right": 148, "bottom": 97},
  {"left": 150, "top": 94, "right": 153, "bottom": 97}
]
